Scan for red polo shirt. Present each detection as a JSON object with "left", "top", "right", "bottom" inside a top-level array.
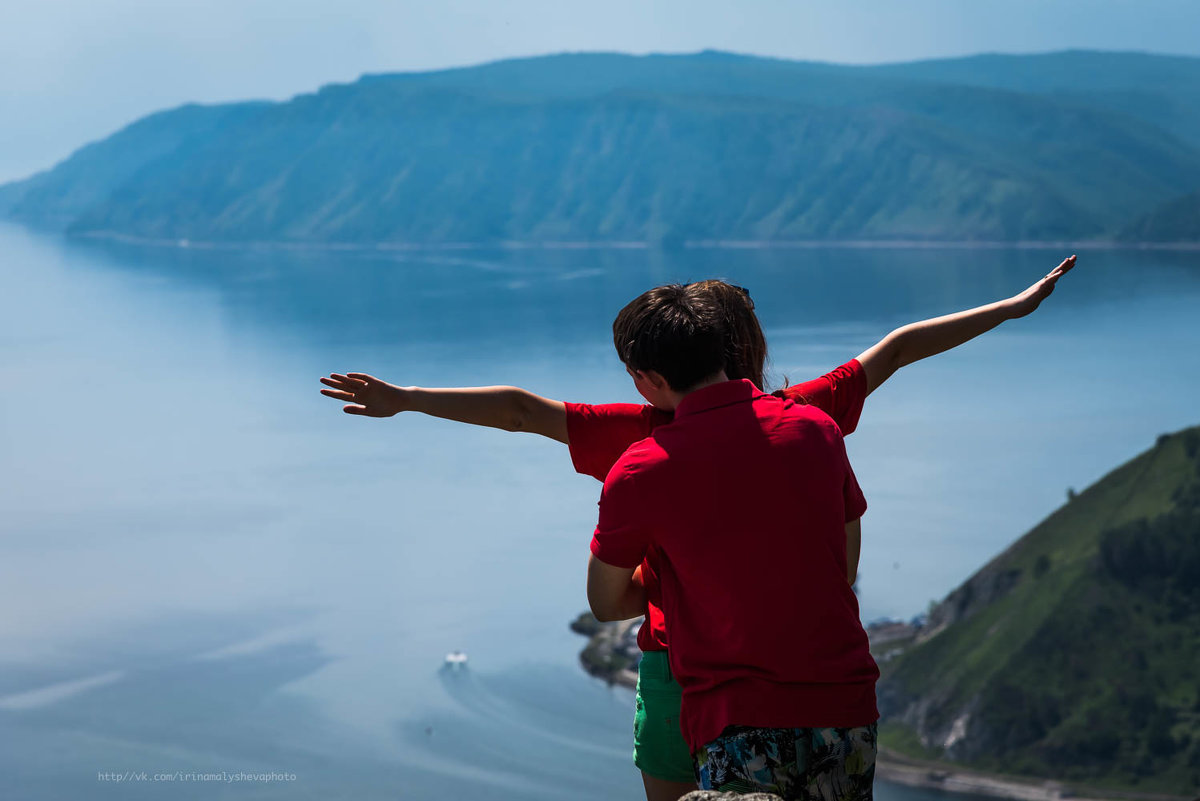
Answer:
[
  {"left": 566, "top": 359, "right": 867, "bottom": 653},
  {"left": 589, "top": 379, "right": 877, "bottom": 752}
]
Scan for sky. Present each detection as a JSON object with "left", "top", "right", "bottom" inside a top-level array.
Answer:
[{"left": 2, "top": 0, "right": 1199, "bottom": 183}]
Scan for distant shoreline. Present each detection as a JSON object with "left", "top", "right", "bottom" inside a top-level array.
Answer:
[
  {"left": 62, "top": 228, "right": 1200, "bottom": 253},
  {"left": 875, "top": 748, "right": 1193, "bottom": 801}
]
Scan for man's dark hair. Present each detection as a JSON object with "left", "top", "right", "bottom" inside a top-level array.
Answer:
[{"left": 612, "top": 283, "right": 728, "bottom": 392}]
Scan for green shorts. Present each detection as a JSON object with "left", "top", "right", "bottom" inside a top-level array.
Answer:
[{"left": 632, "top": 650, "right": 695, "bottom": 783}]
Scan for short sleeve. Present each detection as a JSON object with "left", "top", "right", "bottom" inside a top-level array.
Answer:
[
  {"left": 590, "top": 462, "right": 652, "bottom": 569},
  {"left": 777, "top": 359, "right": 867, "bottom": 435},
  {"left": 564, "top": 402, "right": 672, "bottom": 481}
]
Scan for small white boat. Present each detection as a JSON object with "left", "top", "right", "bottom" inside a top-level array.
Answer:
[{"left": 444, "top": 650, "right": 468, "bottom": 668}]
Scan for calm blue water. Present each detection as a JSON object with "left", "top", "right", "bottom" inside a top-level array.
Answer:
[{"left": 1, "top": 222, "right": 1198, "bottom": 799}]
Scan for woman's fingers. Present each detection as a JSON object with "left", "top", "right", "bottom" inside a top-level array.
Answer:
[
  {"left": 321, "top": 372, "right": 391, "bottom": 416},
  {"left": 320, "top": 377, "right": 360, "bottom": 396},
  {"left": 320, "top": 374, "right": 371, "bottom": 397},
  {"left": 1038, "top": 255, "right": 1076, "bottom": 289},
  {"left": 1052, "top": 254, "right": 1077, "bottom": 277}
]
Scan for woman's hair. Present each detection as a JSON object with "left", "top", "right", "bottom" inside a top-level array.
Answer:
[{"left": 687, "top": 279, "right": 768, "bottom": 391}]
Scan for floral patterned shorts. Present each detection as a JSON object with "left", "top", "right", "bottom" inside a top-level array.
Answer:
[{"left": 693, "top": 723, "right": 877, "bottom": 801}]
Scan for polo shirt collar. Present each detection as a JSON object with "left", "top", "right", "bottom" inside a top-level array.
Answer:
[{"left": 673, "top": 378, "right": 764, "bottom": 419}]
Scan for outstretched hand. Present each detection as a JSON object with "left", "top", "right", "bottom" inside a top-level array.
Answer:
[
  {"left": 319, "top": 372, "right": 407, "bottom": 417},
  {"left": 1007, "top": 255, "right": 1077, "bottom": 319}
]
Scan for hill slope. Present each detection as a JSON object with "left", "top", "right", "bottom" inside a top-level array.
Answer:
[
  {"left": 3, "top": 51, "right": 1200, "bottom": 245},
  {"left": 1, "top": 102, "right": 266, "bottom": 229},
  {"left": 870, "top": 50, "right": 1200, "bottom": 149},
  {"left": 878, "top": 426, "right": 1200, "bottom": 795},
  {"left": 1120, "top": 191, "right": 1200, "bottom": 242}
]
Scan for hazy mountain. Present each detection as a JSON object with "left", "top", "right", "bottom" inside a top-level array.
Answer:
[
  {"left": 878, "top": 426, "right": 1200, "bottom": 795},
  {"left": 3, "top": 50, "right": 1199, "bottom": 246},
  {"left": 1, "top": 102, "right": 266, "bottom": 230},
  {"left": 870, "top": 50, "right": 1200, "bottom": 149},
  {"left": 1120, "top": 191, "right": 1200, "bottom": 242}
]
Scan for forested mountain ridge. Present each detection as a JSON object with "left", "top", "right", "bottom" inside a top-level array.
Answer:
[
  {"left": 3, "top": 50, "right": 1199, "bottom": 246},
  {"left": 1120, "top": 191, "right": 1200, "bottom": 242},
  {"left": 878, "top": 426, "right": 1200, "bottom": 795}
]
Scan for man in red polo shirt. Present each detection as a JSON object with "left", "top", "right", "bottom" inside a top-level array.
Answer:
[{"left": 587, "top": 283, "right": 878, "bottom": 801}]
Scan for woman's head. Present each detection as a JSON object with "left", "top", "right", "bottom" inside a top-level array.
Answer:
[{"left": 688, "top": 279, "right": 768, "bottom": 391}]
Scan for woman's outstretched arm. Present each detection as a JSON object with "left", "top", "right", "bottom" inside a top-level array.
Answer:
[
  {"left": 856, "top": 255, "right": 1076, "bottom": 395},
  {"left": 319, "top": 373, "right": 569, "bottom": 443}
]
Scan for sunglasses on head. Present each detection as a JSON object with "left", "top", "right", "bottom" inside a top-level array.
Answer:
[{"left": 730, "top": 284, "right": 754, "bottom": 308}]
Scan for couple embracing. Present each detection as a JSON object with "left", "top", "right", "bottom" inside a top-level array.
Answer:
[{"left": 321, "top": 255, "right": 1075, "bottom": 801}]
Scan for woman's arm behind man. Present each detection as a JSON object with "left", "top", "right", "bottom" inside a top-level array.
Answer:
[
  {"left": 319, "top": 376, "right": 569, "bottom": 442},
  {"left": 855, "top": 255, "right": 1076, "bottom": 394}
]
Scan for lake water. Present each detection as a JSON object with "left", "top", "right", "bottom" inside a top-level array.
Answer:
[{"left": 1, "top": 222, "right": 1198, "bottom": 799}]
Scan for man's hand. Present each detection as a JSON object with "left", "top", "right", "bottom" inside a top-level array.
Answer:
[
  {"left": 1005, "top": 255, "right": 1077, "bottom": 319},
  {"left": 319, "top": 372, "right": 408, "bottom": 417}
]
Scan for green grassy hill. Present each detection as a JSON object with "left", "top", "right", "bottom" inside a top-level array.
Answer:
[
  {"left": 3, "top": 50, "right": 1200, "bottom": 246},
  {"left": 878, "top": 426, "right": 1200, "bottom": 795}
]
